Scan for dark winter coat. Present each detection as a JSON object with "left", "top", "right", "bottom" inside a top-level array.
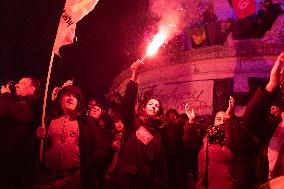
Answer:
[
  {"left": 243, "top": 86, "right": 281, "bottom": 184},
  {"left": 183, "top": 121, "right": 205, "bottom": 180},
  {"left": 80, "top": 115, "right": 113, "bottom": 189},
  {"left": 162, "top": 122, "right": 185, "bottom": 189},
  {"left": 108, "top": 81, "right": 168, "bottom": 189},
  {"left": 0, "top": 93, "right": 40, "bottom": 188},
  {"left": 224, "top": 116, "right": 260, "bottom": 188}
]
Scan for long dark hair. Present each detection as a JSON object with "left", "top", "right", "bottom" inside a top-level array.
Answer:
[
  {"left": 136, "top": 97, "right": 164, "bottom": 129},
  {"left": 137, "top": 96, "right": 164, "bottom": 118}
]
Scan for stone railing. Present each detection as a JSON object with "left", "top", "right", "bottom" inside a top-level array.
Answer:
[{"left": 112, "top": 14, "right": 284, "bottom": 89}]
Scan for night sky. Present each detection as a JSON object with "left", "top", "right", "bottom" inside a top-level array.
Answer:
[{"left": 0, "top": 0, "right": 151, "bottom": 99}]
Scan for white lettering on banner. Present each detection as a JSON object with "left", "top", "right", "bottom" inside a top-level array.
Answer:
[
  {"left": 62, "top": 10, "right": 74, "bottom": 27},
  {"left": 138, "top": 80, "right": 213, "bottom": 115},
  {"left": 53, "top": 0, "right": 99, "bottom": 54}
]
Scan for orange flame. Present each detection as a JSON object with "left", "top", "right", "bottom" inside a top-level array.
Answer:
[{"left": 146, "top": 30, "right": 167, "bottom": 57}]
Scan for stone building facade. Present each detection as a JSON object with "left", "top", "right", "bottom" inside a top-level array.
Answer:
[{"left": 111, "top": 15, "right": 284, "bottom": 116}]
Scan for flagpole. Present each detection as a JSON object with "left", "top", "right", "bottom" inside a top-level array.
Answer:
[
  {"left": 40, "top": 51, "right": 55, "bottom": 161},
  {"left": 38, "top": 0, "right": 100, "bottom": 161}
]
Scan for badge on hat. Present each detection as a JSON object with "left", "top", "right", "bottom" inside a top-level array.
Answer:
[{"left": 136, "top": 126, "right": 153, "bottom": 145}]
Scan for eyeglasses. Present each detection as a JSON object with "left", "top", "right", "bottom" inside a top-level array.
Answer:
[{"left": 91, "top": 106, "right": 102, "bottom": 112}]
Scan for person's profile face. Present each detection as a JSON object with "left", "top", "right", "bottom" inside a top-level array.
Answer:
[{"left": 15, "top": 78, "right": 34, "bottom": 96}]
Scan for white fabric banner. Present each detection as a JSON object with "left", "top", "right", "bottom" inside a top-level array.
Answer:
[{"left": 53, "top": 0, "right": 99, "bottom": 54}]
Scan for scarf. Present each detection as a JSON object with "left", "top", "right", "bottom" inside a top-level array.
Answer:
[{"left": 207, "top": 124, "right": 225, "bottom": 146}]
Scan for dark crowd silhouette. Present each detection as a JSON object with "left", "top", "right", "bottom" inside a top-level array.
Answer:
[
  {"left": 1, "top": 52, "right": 284, "bottom": 189},
  {"left": 1, "top": 1, "right": 284, "bottom": 188}
]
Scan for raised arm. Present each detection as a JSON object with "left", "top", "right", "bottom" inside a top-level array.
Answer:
[
  {"left": 130, "top": 59, "right": 144, "bottom": 82},
  {"left": 243, "top": 52, "right": 284, "bottom": 142},
  {"left": 226, "top": 96, "right": 235, "bottom": 119},
  {"left": 265, "top": 52, "right": 284, "bottom": 93},
  {"left": 119, "top": 60, "right": 144, "bottom": 132},
  {"left": 123, "top": 59, "right": 144, "bottom": 108},
  {"left": 185, "top": 103, "right": 196, "bottom": 124}
]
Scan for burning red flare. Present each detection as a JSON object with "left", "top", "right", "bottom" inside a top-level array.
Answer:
[{"left": 146, "top": 30, "right": 167, "bottom": 57}]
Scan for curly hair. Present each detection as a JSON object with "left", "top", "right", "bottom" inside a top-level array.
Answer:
[{"left": 137, "top": 96, "right": 164, "bottom": 118}]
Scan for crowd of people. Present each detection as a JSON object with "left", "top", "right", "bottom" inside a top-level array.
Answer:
[
  {"left": 1, "top": 52, "right": 284, "bottom": 189},
  {"left": 156, "top": 0, "right": 283, "bottom": 52}
]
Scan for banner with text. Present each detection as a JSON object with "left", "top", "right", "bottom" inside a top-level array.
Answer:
[
  {"left": 53, "top": 0, "right": 99, "bottom": 54},
  {"left": 138, "top": 80, "right": 214, "bottom": 115}
]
